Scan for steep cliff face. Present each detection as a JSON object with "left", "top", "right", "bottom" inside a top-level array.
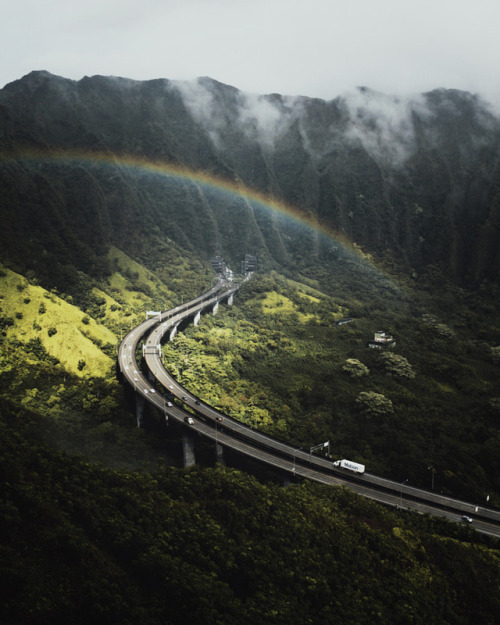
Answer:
[{"left": 1, "top": 71, "right": 499, "bottom": 286}]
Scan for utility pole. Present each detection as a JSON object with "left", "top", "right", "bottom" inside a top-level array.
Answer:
[
  {"left": 309, "top": 441, "right": 330, "bottom": 463},
  {"left": 400, "top": 479, "right": 408, "bottom": 508},
  {"left": 428, "top": 465, "right": 436, "bottom": 490}
]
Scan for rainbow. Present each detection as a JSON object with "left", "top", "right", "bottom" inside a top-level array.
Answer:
[{"left": 0, "top": 147, "right": 391, "bottom": 280}]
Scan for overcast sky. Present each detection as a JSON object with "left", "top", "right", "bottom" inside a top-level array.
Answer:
[{"left": 2, "top": 0, "right": 500, "bottom": 104}]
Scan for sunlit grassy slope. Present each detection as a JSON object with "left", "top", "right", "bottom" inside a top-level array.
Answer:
[
  {"left": 0, "top": 248, "right": 149, "bottom": 377},
  {"left": 0, "top": 266, "right": 116, "bottom": 377},
  {"left": 106, "top": 246, "right": 174, "bottom": 312},
  {"left": 0, "top": 246, "right": 203, "bottom": 380},
  {"left": 258, "top": 291, "right": 313, "bottom": 322},
  {"left": 245, "top": 278, "right": 347, "bottom": 323}
]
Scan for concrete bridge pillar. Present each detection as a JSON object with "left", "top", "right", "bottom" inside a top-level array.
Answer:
[
  {"left": 182, "top": 431, "right": 196, "bottom": 467},
  {"left": 212, "top": 301, "right": 219, "bottom": 315},
  {"left": 136, "top": 394, "right": 145, "bottom": 428},
  {"left": 228, "top": 294, "right": 234, "bottom": 306},
  {"left": 193, "top": 310, "right": 201, "bottom": 326},
  {"left": 215, "top": 442, "right": 225, "bottom": 465},
  {"left": 169, "top": 323, "right": 178, "bottom": 341}
]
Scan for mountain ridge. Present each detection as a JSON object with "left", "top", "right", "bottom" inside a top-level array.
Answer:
[
  {"left": 1, "top": 72, "right": 500, "bottom": 625},
  {"left": 1, "top": 70, "right": 500, "bottom": 289}
]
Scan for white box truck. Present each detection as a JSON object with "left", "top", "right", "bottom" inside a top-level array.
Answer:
[{"left": 333, "top": 459, "right": 365, "bottom": 474}]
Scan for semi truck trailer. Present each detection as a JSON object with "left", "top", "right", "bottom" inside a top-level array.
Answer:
[{"left": 333, "top": 459, "right": 365, "bottom": 474}]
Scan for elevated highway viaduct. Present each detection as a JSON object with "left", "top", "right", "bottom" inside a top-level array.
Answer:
[{"left": 118, "top": 277, "right": 500, "bottom": 538}]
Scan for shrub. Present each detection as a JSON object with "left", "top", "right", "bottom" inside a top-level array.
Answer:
[
  {"left": 378, "top": 352, "right": 416, "bottom": 379},
  {"left": 356, "top": 391, "right": 394, "bottom": 418},
  {"left": 1, "top": 315, "right": 14, "bottom": 328},
  {"left": 489, "top": 398, "right": 500, "bottom": 413},
  {"left": 490, "top": 346, "right": 500, "bottom": 365},
  {"left": 342, "top": 358, "right": 370, "bottom": 378}
]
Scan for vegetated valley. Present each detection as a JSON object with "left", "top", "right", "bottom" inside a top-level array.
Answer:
[{"left": 0, "top": 71, "right": 500, "bottom": 624}]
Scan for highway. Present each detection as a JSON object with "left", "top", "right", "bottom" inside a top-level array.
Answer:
[{"left": 118, "top": 277, "right": 500, "bottom": 538}]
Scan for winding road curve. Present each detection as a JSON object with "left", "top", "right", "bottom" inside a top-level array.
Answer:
[{"left": 118, "top": 278, "right": 500, "bottom": 538}]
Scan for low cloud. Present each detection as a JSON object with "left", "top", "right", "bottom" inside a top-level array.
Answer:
[
  {"left": 173, "top": 77, "right": 298, "bottom": 151},
  {"left": 173, "top": 78, "right": 228, "bottom": 148},
  {"left": 339, "top": 87, "right": 431, "bottom": 167},
  {"left": 236, "top": 93, "right": 296, "bottom": 149},
  {"left": 172, "top": 79, "right": 498, "bottom": 169}
]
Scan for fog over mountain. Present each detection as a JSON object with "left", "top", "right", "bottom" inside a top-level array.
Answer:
[
  {"left": 2, "top": 71, "right": 500, "bottom": 624},
  {"left": 1, "top": 70, "right": 500, "bottom": 288}
]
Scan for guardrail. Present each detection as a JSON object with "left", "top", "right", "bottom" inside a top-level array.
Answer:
[{"left": 118, "top": 278, "right": 500, "bottom": 535}]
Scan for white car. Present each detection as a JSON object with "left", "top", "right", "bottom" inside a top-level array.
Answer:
[{"left": 150, "top": 388, "right": 156, "bottom": 393}]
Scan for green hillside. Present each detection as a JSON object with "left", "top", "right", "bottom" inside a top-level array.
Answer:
[
  {"left": 1, "top": 72, "right": 500, "bottom": 624},
  {"left": 162, "top": 272, "right": 500, "bottom": 504},
  {"left": 1, "top": 420, "right": 499, "bottom": 625},
  {"left": 1, "top": 250, "right": 500, "bottom": 624},
  {"left": 0, "top": 264, "right": 115, "bottom": 376}
]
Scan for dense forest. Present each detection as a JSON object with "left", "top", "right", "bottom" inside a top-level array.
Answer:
[
  {"left": 164, "top": 271, "right": 500, "bottom": 502},
  {"left": 1, "top": 419, "right": 499, "bottom": 625},
  {"left": 1, "top": 72, "right": 500, "bottom": 623},
  {"left": 1, "top": 254, "right": 499, "bottom": 624}
]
